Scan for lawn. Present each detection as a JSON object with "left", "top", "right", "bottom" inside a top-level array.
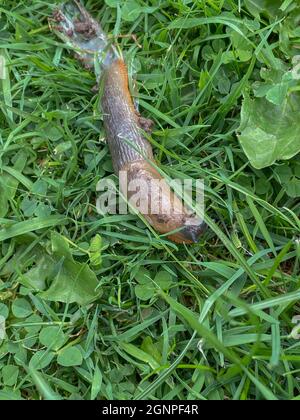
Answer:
[{"left": 0, "top": 0, "right": 300, "bottom": 401}]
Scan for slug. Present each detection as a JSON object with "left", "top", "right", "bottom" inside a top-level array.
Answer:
[{"left": 50, "top": 0, "right": 206, "bottom": 243}]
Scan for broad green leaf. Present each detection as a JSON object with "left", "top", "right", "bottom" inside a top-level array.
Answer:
[
  {"left": 154, "top": 271, "right": 173, "bottom": 290},
  {"left": 34, "top": 203, "right": 52, "bottom": 218},
  {"left": 57, "top": 346, "right": 83, "bottom": 367},
  {"left": 21, "top": 197, "right": 38, "bottom": 217},
  {"left": 29, "top": 350, "right": 55, "bottom": 370},
  {"left": 24, "top": 314, "right": 43, "bottom": 335},
  {"left": 32, "top": 179, "right": 48, "bottom": 195},
  {"left": 2, "top": 365, "right": 19, "bottom": 386},
  {"left": 39, "top": 233, "right": 101, "bottom": 305},
  {"left": 135, "top": 284, "right": 154, "bottom": 300},
  {"left": 122, "top": 0, "right": 141, "bottom": 22},
  {"left": 238, "top": 94, "right": 300, "bottom": 169},
  {"left": 17, "top": 255, "right": 53, "bottom": 291},
  {"left": 39, "top": 327, "right": 66, "bottom": 351},
  {"left": 134, "top": 267, "right": 151, "bottom": 285},
  {"left": 12, "top": 298, "right": 32, "bottom": 318}
]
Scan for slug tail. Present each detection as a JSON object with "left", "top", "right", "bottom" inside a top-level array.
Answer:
[{"left": 49, "top": 0, "right": 117, "bottom": 72}]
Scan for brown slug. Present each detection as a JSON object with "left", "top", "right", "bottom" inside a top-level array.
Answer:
[{"left": 50, "top": 1, "right": 206, "bottom": 244}]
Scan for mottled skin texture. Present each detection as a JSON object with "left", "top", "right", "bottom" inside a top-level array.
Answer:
[
  {"left": 102, "top": 60, "right": 205, "bottom": 243},
  {"left": 101, "top": 60, "right": 154, "bottom": 172}
]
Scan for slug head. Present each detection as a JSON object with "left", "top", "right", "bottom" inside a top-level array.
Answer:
[{"left": 168, "top": 218, "right": 207, "bottom": 244}]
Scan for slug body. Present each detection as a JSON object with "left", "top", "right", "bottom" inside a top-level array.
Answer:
[
  {"left": 50, "top": 1, "right": 206, "bottom": 243},
  {"left": 101, "top": 59, "right": 154, "bottom": 173}
]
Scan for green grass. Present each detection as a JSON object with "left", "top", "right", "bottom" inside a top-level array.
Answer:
[{"left": 0, "top": 0, "right": 300, "bottom": 400}]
